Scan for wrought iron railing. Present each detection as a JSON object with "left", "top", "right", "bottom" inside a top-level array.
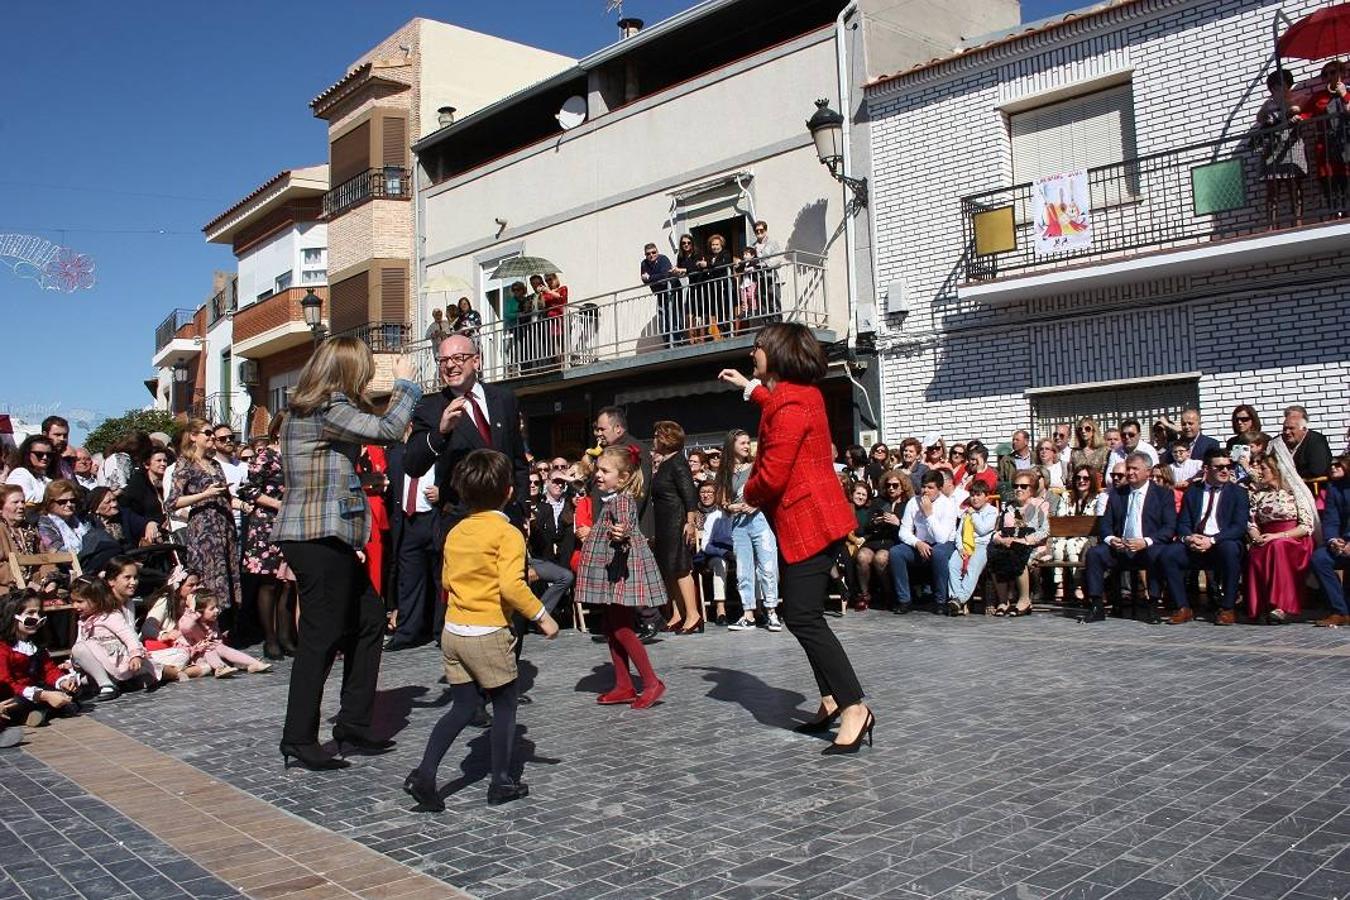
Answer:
[
  {"left": 322, "top": 167, "right": 411, "bottom": 218},
  {"left": 208, "top": 288, "right": 236, "bottom": 325},
  {"left": 154, "top": 308, "right": 196, "bottom": 352},
  {"left": 406, "top": 250, "right": 829, "bottom": 388},
  {"left": 960, "top": 114, "right": 1350, "bottom": 282},
  {"left": 330, "top": 321, "right": 413, "bottom": 353}
]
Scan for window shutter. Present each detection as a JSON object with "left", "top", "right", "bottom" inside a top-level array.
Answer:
[
  {"left": 1010, "top": 85, "right": 1137, "bottom": 184},
  {"left": 379, "top": 267, "right": 407, "bottom": 322},
  {"left": 331, "top": 273, "right": 368, "bottom": 333},
  {"left": 330, "top": 122, "right": 371, "bottom": 186},
  {"left": 381, "top": 117, "right": 407, "bottom": 168}
]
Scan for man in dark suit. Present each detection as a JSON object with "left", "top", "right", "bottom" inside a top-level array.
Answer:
[
  {"left": 1163, "top": 408, "right": 1220, "bottom": 466},
  {"left": 1281, "top": 405, "right": 1333, "bottom": 479},
  {"left": 383, "top": 430, "right": 441, "bottom": 650},
  {"left": 1083, "top": 452, "right": 1177, "bottom": 623},
  {"left": 1312, "top": 463, "right": 1350, "bottom": 627},
  {"left": 592, "top": 405, "right": 661, "bottom": 642},
  {"left": 405, "top": 333, "right": 531, "bottom": 637},
  {"left": 1158, "top": 448, "right": 1249, "bottom": 625}
]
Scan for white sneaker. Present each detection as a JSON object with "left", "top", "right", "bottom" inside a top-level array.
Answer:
[
  {"left": 766, "top": 610, "right": 783, "bottom": 632},
  {"left": 727, "top": 616, "right": 757, "bottom": 631}
]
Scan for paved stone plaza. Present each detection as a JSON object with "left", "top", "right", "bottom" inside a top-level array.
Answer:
[{"left": 3, "top": 611, "right": 1349, "bottom": 899}]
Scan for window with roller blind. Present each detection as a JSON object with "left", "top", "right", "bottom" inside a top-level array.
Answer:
[{"left": 1010, "top": 84, "right": 1139, "bottom": 207}]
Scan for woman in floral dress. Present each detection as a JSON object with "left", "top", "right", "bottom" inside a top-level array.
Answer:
[
  {"left": 1246, "top": 445, "right": 1318, "bottom": 624},
  {"left": 238, "top": 421, "right": 294, "bottom": 659},
  {"left": 168, "top": 419, "right": 243, "bottom": 618}
]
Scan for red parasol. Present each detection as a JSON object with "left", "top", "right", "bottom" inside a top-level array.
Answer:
[{"left": 1278, "top": 2, "right": 1350, "bottom": 60}]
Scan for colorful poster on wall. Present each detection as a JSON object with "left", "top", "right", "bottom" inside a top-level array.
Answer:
[{"left": 1033, "top": 169, "right": 1092, "bottom": 255}]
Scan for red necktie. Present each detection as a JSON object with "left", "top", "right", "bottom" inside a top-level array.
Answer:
[
  {"left": 405, "top": 475, "right": 419, "bottom": 512},
  {"left": 471, "top": 394, "right": 492, "bottom": 446}
]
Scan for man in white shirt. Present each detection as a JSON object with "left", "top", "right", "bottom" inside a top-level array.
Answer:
[
  {"left": 1053, "top": 423, "right": 1073, "bottom": 466},
  {"left": 888, "top": 470, "right": 959, "bottom": 614},
  {"left": 1106, "top": 418, "right": 1159, "bottom": 470},
  {"left": 211, "top": 425, "right": 248, "bottom": 537}
]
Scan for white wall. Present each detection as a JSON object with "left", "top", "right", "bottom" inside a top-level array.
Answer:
[
  {"left": 236, "top": 222, "right": 327, "bottom": 308},
  {"left": 864, "top": 0, "right": 1349, "bottom": 445},
  {"left": 420, "top": 32, "right": 850, "bottom": 333}
]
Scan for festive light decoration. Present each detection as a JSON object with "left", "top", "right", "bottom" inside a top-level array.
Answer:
[{"left": 0, "top": 233, "right": 97, "bottom": 293}]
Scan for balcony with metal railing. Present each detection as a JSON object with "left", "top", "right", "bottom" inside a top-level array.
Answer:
[
  {"left": 322, "top": 167, "right": 411, "bottom": 219},
  {"left": 154, "top": 308, "right": 196, "bottom": 352},
  {"left": 958, "top": 115, "right": 1350, "bottom": 303},
  {"left": 405, "top": 250, "right": 831, "bottom": 391},
  {"left": 152, "top": 308, "right": 200, "bottom": 369}
]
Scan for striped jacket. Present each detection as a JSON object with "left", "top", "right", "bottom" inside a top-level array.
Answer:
[{"left": 271, "top": 379, "right": 422, "bottom": 548}]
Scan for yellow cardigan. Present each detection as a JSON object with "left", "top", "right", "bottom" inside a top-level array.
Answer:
[{"left": 442, "top": 511, "right": 544, "bottom": 627}]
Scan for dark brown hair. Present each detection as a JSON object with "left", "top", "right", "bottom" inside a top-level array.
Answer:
[
  {"left": 755, "top": 322, "right": 827, "bottom": 385},
  {"left": 652, "top": 420, "right": 686, "bottom": 454},
  {"left": 452, "top": 449, "right": 513, "bottom": 512}
]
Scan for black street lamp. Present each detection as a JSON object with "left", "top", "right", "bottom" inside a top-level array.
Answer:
[
  {"left": 806, "top": 98, "right": 868, "bottom": 213},
  {"left": 300, "top": 288, "right": 326, "bottom": 343}
]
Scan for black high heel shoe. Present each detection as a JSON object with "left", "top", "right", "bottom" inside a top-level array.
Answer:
[
  {"left": 263, "top": 644, "right": 285, "bottom": 662},
  {"left": 793, "top": 706, "right": 842, "bottom": 734},
  {"left": 403, "top": 769, "right": 445, "bottom": 812},
  {"left": 822, "top": 711, "right": 875, "bottom": 755},
  {"left": 332, "top": 724, "right": 396, "bottom": 755},
  {"left": 679, "top": 620, "right": 704, "bottom": 635},
  {"left": 280, "top": 742, "right": 350, "bottom": 771}
]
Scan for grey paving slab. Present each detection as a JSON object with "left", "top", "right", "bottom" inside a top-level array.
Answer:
[
  {"left": 9, "top": 609, "right": 1350, "bottom": 899},
  {"left": 0, "top": 752, "right": 244, "bottom": 900}
]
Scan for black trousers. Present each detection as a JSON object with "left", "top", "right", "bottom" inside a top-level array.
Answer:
[
  {"left": 780, "top": 543, "right": 864, "bottom": 708},
  {"left": 393, "top": 511, "right": 437, "bottom": 644},
  {"left": 279, "top": 538, "right": 385, "bottom": 745}
]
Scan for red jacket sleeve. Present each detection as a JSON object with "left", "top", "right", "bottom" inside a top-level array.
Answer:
[
  {"left": 744, "top": 395, "right": 807, "bottom": 509},
  {"left": 0, "top": 646, "right": 17, "bottom": 699}
]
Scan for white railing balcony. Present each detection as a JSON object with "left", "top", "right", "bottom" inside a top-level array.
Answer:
[{"left": 408, "top": 250, "right": 829, "bottom": 389}]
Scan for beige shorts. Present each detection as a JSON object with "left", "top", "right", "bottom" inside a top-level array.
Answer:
[{"left": 441, "top": 629, "right": 518, "bottom": 689}]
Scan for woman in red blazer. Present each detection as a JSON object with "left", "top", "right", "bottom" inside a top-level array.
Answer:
[{"left": 719, "top": 323, "right": 873, "bottom": 754}]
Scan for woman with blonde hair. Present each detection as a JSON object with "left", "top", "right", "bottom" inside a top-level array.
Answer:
[
  {"left": 273, "top": 337, "right": 420, "bottom": 771},
  {"left": 168, "top": 418, "right": 242, "bottom": 615},
  {"left": 1069, "top": 417, "right": 1108, "bottom": 474}
]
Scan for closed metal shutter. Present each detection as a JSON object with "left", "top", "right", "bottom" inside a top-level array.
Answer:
[
  {"left": 379, "top": 266, "right": 407, "bottom": 322},
  {"left": 381, "top": 116, "right": 407, "bottom": 168},
  {"left": 1031, "top": 379, "right": 1199, "bottom": 439},
  {"left": 330, "top": 122, "right": 371, "bottom": 186},
  {"left": 330, "top": 272, "right": 368, "bottom": 334}
]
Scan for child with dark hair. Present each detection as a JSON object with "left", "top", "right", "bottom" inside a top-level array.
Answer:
[
  {"left": 178, "top": 589, "right": 271, "bottom": 678},
  {"left": 0, "top": 590, "right": 82, "bottom": 730},
  {"left": 69, "top": 574, "right": 161, "bottom": 701},
  {"left": 404, "top": 449, "right": 559, "bottom": 811}
]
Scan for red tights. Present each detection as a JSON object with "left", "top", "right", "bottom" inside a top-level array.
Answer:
[{"left": 604, "top": 605, "right": 658, "bottom": 692}]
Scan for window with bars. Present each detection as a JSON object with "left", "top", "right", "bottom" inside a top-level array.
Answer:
[{"left": 1030, "top": 380, "right": 1199, "bottom": 442}]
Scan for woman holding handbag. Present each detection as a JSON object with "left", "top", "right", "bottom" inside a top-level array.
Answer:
[{"left": 719, "top": 323, "right": 873, "bottom": 754}]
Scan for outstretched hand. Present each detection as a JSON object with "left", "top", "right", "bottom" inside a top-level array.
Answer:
[{"left": 718, "top": 368, "right": 749, "bottom": 390}]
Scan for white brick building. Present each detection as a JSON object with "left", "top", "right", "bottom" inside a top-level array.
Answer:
[{"left": 865, "top": 0, "right": 1349, "bottom": 453}]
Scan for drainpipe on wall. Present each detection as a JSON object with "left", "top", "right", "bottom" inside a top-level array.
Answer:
[
  {"left": 835, "top": 0, "right": 880, "bottom": 435},
  {"left": 412, "top": 150, "right": 424, "bottom": 346}
]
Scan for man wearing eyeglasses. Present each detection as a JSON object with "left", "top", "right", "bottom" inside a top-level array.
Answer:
[
  {"left": 405, "top": 333, "right": 530, "bottom": 636},
  {"left": 1158, "top": 449, "right": 1249, "bottom": 625},
  {"left": 211, "top": 425, "right": 248, "bottom": 537},
  {"left": 1083, "top": 452, "right": 1176, "bottom": 623},
  {"left": 639, "top": 242, "right": 677, "bottom": 348},
  {"left": 1107, "top": 419, "right": 1159, "bottom": 471}
]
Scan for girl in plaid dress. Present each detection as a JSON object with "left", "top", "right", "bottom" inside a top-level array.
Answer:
[{"left": 577, "top": 446, "right": 667, "bottom": 709}]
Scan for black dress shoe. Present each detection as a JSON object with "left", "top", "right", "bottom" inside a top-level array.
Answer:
[
  {"left": 263, "top": 644, "right": 285, "bottom": 661},
  {"left": 892, "top": 604, "right": 911, "bottom": 615},
  {"left": 280, "top": 742, "right": 351, "bottom": 771},
  {"left": 637, "top": 623, "right": 659, "bottom": 644},
  {"left": 1079, "top": 602, "right": 1107, "bottom": 624},
  {"left": 472, "top": 706, "right": 492, "bottom": 728},
  {"left": 486, "top": 780, "right": 530, "bottom": 806},
  {"left": 332, "top": 725, "right": 396, "bottom": 755},
  {"left": 403, "top": 769, "right": 445, "bottom": 812},
  {"left": 517, "top": 693, "right": 533, "bottom": 705},
  {"left": 383, "top": 638, "right": 414, "bottom": 652}
]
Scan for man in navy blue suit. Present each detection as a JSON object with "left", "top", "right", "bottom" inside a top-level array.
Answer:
[
  {"left": 1083, "top": 452, "right": 1177, "bottom": 623},
  {"left": 1158, "top": 448, "right": 1249, "bottom": 625},
  {"left": 1312, "top": 459, "right": 1350, "bottom": 627},
  {"left": 383, "top": 427, "right": 441, "bottom": 651}
]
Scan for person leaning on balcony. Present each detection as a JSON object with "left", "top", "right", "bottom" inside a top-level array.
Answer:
[
  {"left": 671, "top": 234, "right": 704, "bottom": 343},
  {"left": 425, "top": 308, "right": 450, "bottom": 344},
  {"left": 503, "top": 281, "right": 528, "bottom": 369},
  {"left": 1311, "top": 454, "right": 1350, "bottom": 627},
  {"left": 452, "top": 297, "right": 482, "bottom": 337},
  {"left": 1253, "top": 68, "right": 1306, "bottom": 227},
  {"left": 1304, "top": 60, "right": 1350, "bottom": 214},
  {"left": 1281, "top": 404, "right": 1333, "bottom": 480},
  {"left": 752, "top": 219, "right": 783, "bottom": 319},
  {"left": 702, "top": 234, "right": 734, "bottom": 339},
  {"left": 640, "top": 242, "right": 677, "bottom": 347},
  {"left": 539, "top": 273, "right": 569, "bottom": 364}
]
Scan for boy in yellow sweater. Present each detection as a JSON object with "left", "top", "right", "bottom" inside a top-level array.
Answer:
[{"left": 404, "top": 449, "right": 558, "bottom": 810}]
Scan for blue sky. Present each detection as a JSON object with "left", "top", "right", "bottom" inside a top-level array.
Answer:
[{"left": 1, "top": 0, "right": 1077, "bottom": 440}]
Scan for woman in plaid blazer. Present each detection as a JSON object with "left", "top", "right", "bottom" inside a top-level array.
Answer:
[
  {"left": 273, "top": 337, "right": 421, "bottom": 771},
  {"left": 719, "top": 323, "right": 873, "bottom": 755}
]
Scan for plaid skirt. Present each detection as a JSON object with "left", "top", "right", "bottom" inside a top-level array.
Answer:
[{"left": 575, "top": 494, "right": 666, "bottom": 608}]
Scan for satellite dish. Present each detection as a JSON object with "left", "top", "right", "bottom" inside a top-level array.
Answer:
[{"left": 556, "top": 95, "right": 587, "bottom": 130}]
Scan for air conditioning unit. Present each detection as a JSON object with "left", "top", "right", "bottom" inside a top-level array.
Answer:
[{"left": 238, "top": 359, "right": 260, "bottom": 386}]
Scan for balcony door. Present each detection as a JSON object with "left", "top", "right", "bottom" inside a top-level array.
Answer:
[{"left": 477, "top": 251, "right": 520, "bottom": 380}]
